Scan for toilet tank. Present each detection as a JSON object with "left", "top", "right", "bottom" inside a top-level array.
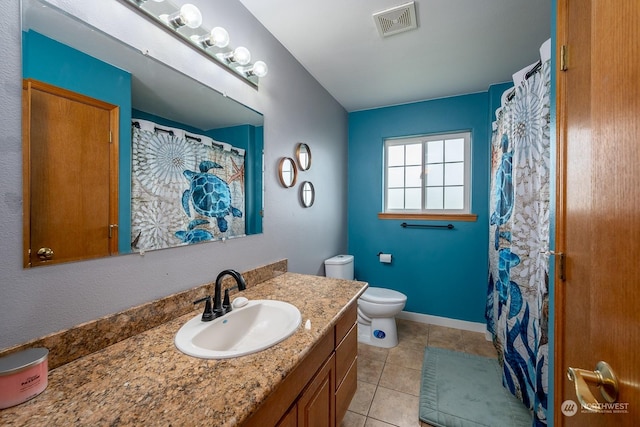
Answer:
[{"left": 324, "top": 255, "right": 354, "bottom": 280}]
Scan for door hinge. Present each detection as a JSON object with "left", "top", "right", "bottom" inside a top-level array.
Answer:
[
  {"left": 557, "top": 252, "right": 566, "bottom": 281},
  {"left": 560, "top": 45, "right": 568, "bottom": 71},
  {"left": 109, "top": 224, "right": 118, "bottom": 238},
  {"left": 542, "top": 250, "right": 566, "bottom": 280},
  {"left": 109, "top": 131, "right": 113, "bottom": 144}
]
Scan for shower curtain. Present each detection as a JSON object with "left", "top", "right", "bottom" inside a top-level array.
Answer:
[
  {"left": 131, "top": 119, "right": 246, "bottom": 251},
  {"left": 486, "top": 39, "right": 551, "bottom": 426}
]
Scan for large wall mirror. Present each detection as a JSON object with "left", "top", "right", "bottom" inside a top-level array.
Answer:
[{"left": 21, "top": 0, "right": 264, "bottom": 267}]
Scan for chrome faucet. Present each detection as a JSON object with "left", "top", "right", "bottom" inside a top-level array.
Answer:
[{"left": 213, "top": 269, "right": 247, "bottom": 317}]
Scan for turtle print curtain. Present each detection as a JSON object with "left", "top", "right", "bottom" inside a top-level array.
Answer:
[
  {"left": 131, "top": 119, "right": 246, "bottom": 251},
  {"left": 487, "top": 41, "right": 551, "bottom": 426}
]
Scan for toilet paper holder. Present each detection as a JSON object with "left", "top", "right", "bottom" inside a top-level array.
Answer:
[{"left": 377, "top": 252, "right": 393, "bottom": 263}]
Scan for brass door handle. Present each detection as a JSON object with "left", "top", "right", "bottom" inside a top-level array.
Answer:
[
  {"left": 37, "top": 247, "right": 54, "bottom": 261},
  {"left": 567, "top": 361, "right": 619, "bottom": 412}
]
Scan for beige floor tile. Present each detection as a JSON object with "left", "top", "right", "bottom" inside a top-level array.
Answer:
[
  {"left": 397, "top": 319, "right": 429, "bottom": 345},
  {"left": 364, "top": 418, "right": 396, "bottom": 427},
  {"left": 348, "top": 381, "right": 377, "bottom": 415},
  {"left": 396, "top": 337, "right": 427, "bottom": 353},
  {"left": 358, "top": 342, "right": 389, "bottom": 363},
  {"left": 378, "top": 363, "right": 422, "bottom": 396},
  {"left": 427, "top": 325, "right": 465, "bottom": 352},
  {"left": 386, "top": 345, "right": 424, "bottom": 371},
  {"left": 340, "top": 411, "right": 366, "bottom": 427},
  {"left": 461, "top": 330, "right": 497, "bottom": 358},
  {"left": 368, "top": 386, "right": 421, "bottom": 427},
  {"left": 357, "top": 357, "right": 385, "bottom": 384}
]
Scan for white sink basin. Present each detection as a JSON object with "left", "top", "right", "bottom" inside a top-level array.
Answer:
[{"left": 175, "top": 300, "right": 302, "bottom": 359}]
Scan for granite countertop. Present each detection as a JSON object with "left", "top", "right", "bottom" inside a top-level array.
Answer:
[{"left": 0, "top": 273, "right": 367, "bottom": 426}]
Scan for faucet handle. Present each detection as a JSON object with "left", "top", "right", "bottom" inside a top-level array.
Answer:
[
  {"left": 222, "top": 288, "right": 233, "bottom": 313},
  {"left": 194, "top": 295, "right": 215, "bottom": 322}
]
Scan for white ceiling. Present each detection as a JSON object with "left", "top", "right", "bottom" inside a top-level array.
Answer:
[{"left": 238, "top": 0, "right": 551, "bottom": 112}]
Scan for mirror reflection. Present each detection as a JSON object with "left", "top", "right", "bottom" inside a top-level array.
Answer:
[
  {"left": 21, "top": 0, "right": 264, "bottom": 266},
  {"left": 300, "top": 182, "right": 315, "bottom": 208},
  {"left": 296, "top": 143, "right": 312, "bottom": 171},
  {"left": 278, "top": 158, "right": 297, "bottom": 188}
]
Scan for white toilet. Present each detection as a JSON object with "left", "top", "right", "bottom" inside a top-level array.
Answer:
[{"left": 324, "top": 255, "right": 407, "bottom": 348}]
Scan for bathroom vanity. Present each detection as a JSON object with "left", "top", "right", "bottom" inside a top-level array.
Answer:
[{"left": 0, "top": 271, "right": 366, "bottom": 426}]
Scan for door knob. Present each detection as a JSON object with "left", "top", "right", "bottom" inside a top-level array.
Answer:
[
  {"left": 567, "top": 361, "right": 619, "bottom": 412},
  {"left": 37, "top": 247, "right": 54, "bottom": 261}
]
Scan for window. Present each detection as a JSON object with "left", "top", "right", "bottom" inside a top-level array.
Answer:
[{"left": 383, "top": 131, "right": 472, "bottom": 215}]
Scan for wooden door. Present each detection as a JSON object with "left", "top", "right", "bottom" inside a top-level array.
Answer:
[
  {"left": 555, "top": 0, "right": 639, "bottom": 425},
  {"left": 297, "top": 354, "right": 335, "bottom": 427},
  {"left": 23, "top": 79, "right": 119, "bottom": 267}
]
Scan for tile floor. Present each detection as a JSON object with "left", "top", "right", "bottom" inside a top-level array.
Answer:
[{"left": 340, "top": 319, "right": 497, "bottom": 427}]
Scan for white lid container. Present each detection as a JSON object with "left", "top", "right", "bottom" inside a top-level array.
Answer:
[{"left": 0, "top": 347, "right": 49, "bottom": 409}]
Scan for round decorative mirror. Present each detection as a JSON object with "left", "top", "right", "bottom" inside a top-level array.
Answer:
[
  {"left": 278, "top": 157, "right": 297, "bottom": 188},
  {"left": 300, "top": 181, "right": 315, "bottom": 207},
  {"left": 296, "top": 143, "right": 312, "bottom": 171}
]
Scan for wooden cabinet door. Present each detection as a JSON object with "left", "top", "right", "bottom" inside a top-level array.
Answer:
[
  {"left": 276, "top": 404, "right": 297, "bottom": 427},
  {"left": 297, "top": 354, "right": 335, "bottom": 427},
  {"left": 23, "top": 79, "right": 119, "bottom": 267}
]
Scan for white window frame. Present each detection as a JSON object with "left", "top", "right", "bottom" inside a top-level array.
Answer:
[{"left": 383, "top": 131, "right": 472, "bottom": 215}]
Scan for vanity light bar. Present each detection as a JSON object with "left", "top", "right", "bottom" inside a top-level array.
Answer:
[{"left": 121, "top": 0, "right": 267, "bottom": 87}]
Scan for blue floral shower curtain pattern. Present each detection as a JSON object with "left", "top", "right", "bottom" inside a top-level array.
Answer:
[
  {"left": 487, "top": 43, "right": 551, "bottom": 426},
  {"left": 131, "top": 119, "right": 245, "bottom": 251}
]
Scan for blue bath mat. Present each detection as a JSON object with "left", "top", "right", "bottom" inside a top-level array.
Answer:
[{"left": 419, "top": 347, "right": 532, "bottom": 427}]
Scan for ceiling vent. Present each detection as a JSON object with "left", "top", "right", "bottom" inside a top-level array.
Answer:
[{"left": 373, "top": 1, "right": 418, "bottom": 38}]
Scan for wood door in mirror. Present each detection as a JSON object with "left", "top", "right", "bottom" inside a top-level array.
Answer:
[
  {"left": 278, "top": 157, "right": 298, "bottom": 188},
  {"left": 296, "top": 143, "right": 312, "bottom": 171},
  {"left": 22, "top": 79, "right": 119, "bottom": 267}
]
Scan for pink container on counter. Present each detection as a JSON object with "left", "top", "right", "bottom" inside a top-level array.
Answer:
[{"left": 0, "top": 348, "right": 49, "bottom": 409}]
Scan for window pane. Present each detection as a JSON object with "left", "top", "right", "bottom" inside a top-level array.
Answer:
[
  {"left": 426, "top": 187, "right": 443, "bottom": 209},
  {"left": 405, "top": 188, "right": 421, "bottom": 209},
  {"left": 405, "top": 144, "right": 422, "bottom": 165},
  {"left": 444, "top": 186, "right": 464, "bottom": 209},
  {"left": 427, "top": 140, "right": 443, "bottom": 164},
  {"left": 405, "top": 165, "right": 422, "bottom": 187},
  {"left": 387, "top": 189, "right": 404, "bottom": 209},
  {"left": 444, "top": 162, "right": 464, "bottom": 186},
  {"left": 445, "top": 138, "right": 465, "bottom": 162},
  {"left": 425, "top": 163, "right": 443, "bottom": 186},
  {"left": 387, "top": 145, "right": 404, "bottom": 167},
  {"left": 388, "top": 167, "right": 404, "bottom": 187}
]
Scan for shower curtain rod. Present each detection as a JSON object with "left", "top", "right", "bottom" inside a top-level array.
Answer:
[{"left": 506, "top": 59, "right": 543, "bottom": 101}]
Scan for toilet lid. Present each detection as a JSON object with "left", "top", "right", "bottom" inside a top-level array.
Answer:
[{"left": 360, "top": 287, "right": 407, "bottom": 304}]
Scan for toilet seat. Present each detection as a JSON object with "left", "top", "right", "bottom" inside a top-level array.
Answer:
[{"left": 360, "top": 287, "right": 407, "bottom": 304}]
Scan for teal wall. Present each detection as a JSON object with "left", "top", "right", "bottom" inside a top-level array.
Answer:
[
  {"left": 23, "top": 30, "right": 132, "bottom": 254},
  {"left": 349, "top": 92, "right": 503, "bottom": 323}
]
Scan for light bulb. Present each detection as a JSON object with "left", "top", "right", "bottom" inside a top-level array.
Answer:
[
  {"left": 231, "top": 46, "right": 251, "bottom": 65},
  {"left": 179, "top": 4, "right": 202, "bottom": 29},
  {"left": 208, "top": 27, "right": 230, "bottom": 48},
  {"left": 251, "top": 61, "right": 268, "bottom": 77},
  {"left": 163, "top": 4, "right": 202, "bottom": 29}
]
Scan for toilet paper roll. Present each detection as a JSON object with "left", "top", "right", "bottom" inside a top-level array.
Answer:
[{"left": 379, "top": 253, "right": 392, "bottom": 263}]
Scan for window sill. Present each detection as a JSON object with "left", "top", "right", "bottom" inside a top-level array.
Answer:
[{"left": 378, "top": 212, "right": 478, "bottom": 222}]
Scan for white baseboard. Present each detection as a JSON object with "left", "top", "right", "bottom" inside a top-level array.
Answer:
[{"left": 397, "top": 310, "right": 489, "bottom": 337}]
